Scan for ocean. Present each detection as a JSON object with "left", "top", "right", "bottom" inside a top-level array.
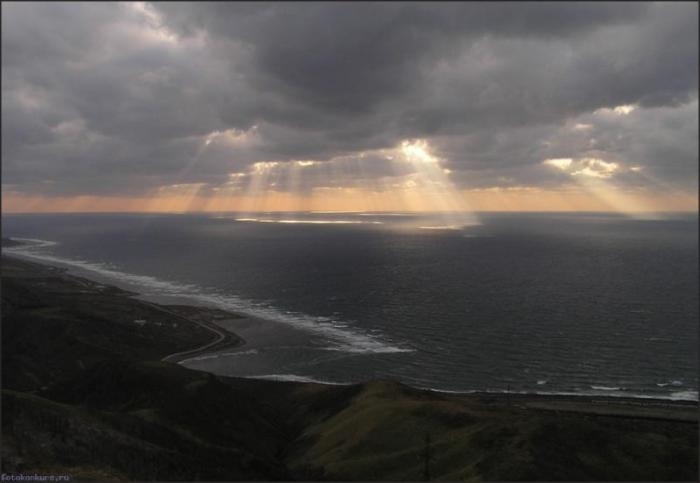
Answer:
[{"left": 2, "top": 211, "right": 698, "bottom": 401}]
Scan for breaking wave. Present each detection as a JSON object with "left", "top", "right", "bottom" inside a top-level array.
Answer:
[{"left": 250, "top": 374, "right": 350, "bottom": 385}]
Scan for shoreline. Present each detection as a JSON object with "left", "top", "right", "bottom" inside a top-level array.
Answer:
[
  {"left": 1, "top": 239, "right": 254, "bottom": 356},
  {"left": 0, "top": 247, "right": 247, "bottom": 365},
  {"left": 1, "top": 244, "right": 698, "bottom": 409},
  {"left": 1, "top": 237, "right": 413, "bottom": 355}
]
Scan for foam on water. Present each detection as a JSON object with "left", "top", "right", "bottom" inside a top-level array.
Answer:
[
  {"left": 419, "top": 386, "right": 699, "bottom": 402},
  {"left": 669, "top": 390, "right": 699, "bottom": 401},
  {"left": 656, "top": 380, "right": 684, "bottom": 387},
  {"left": 179, "top": 349, "right": 260, "bottom": 363},
  {"left": 250, "top": 374, "right": 350, "bottom": 385},
  {"left": 8, "top": 237, "right": 58, "bottom": 249},
  {"left": 3, "top": 238, "right": 413, "bottom": 355}
]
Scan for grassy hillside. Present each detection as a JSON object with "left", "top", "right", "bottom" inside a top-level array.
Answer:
[
  {"left": 284, "top": 381, "right": 698, "bottom": 480},
  {"left": 1, "top": 255, "right": 698, "bottom": 480}
]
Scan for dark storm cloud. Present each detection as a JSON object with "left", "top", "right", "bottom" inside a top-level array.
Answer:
[
  {"left": 1, "top": 2, "right": 697, "bottom": 197},
  {"left": 155, "top": 3, "right": 644, "bottom": 114}
]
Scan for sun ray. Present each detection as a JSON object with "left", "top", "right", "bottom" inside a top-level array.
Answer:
[
  {"left": 398, "top": 139, "right": 480, "bottom": 226},
  {"left": 540, "top": 157, "right": 696, "bottom": 218}
]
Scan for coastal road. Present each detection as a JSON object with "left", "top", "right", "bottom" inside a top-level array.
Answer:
[{"left": 144, "top": 302, "right": 243, "bottom": 364}]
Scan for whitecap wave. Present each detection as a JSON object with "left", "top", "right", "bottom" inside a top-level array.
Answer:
[
  {"left": 179, "top": 349, "right": 259, "bottom": 363},
  {"left": 250, "top": 374, "right": 350, "bottom": 385},
  {"left": 4, "top": 237, "right": 58, "bottom": 249},
  {"left": 415, "top": 385, "right": 699, "bottom": 402},
  {"left": 4, "top": 237, "right": 412, "bottom": 355},
  {"left": 320, "top": 345, "right": 413, "bottom": 354},
  {"left": 656, "top": 380, "right": 684, "bottom": 387},
  {"left": 590, "top": 385, "right": 622, "bottom": 391},
  {"left": 668, "top": 390, "right": 699, "bottom": 401}
]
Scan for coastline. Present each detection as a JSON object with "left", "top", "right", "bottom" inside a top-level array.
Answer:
[
  {"left": 4, "top": 236, "right": 697, "bottom": 403},
  {"left": 1, "top": 236, "right": 414, "bottom": 356},
  {"left": 1, "top": 247, "right": 697, "bottom": 419},
  {"left": 2, "top": 248, "right": 698, "bottom": 480},
  {"left": 0, "top": 250, "right": 247, "bottom": 361},
  {"left": 1, "top": 238, "right": 253, "bottom": 360}
]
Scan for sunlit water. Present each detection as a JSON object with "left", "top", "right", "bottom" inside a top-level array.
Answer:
[{"left": 2, "top": 212, "right": 697, "bottom": 400}]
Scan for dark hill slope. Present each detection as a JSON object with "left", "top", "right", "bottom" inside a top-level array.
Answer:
[{"left": 1, "top": 257, "right": 213, "bottom": 391}]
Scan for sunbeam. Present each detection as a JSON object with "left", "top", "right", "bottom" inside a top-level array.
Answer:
[
  {"left": 398, "top": 139, "right": 480, "bottom": 227},
  {"left": 241, "top": 161, "right": 278, "bottom": 214},
  {"left": 541, "top": 157, "right": 695, "bottom": 219}
]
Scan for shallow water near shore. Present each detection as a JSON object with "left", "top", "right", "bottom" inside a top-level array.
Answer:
[{"left": 2, "top": 211, "right": 698, "bottom": 400}]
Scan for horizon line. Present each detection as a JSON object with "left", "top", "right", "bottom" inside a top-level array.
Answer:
[{"left": 2, "top": 209, "right": 698, "bottom": 216}]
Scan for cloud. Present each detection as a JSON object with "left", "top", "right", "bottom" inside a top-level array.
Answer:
[
  {"left": 550, "top": 158, "right": 620, "bottom": 179},
  {"left": 544, "top": 158, "right": 573, "bottom": 171},
  {"left": 1, "top": 2, "right": 697, "bottom": 205}
]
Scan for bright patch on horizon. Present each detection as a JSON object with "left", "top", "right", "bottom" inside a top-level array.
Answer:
[
  {"left": 418, "top": 225, "right": 465, "bottom": 230},
  {"left": 235, "top": 218, "right": 383, "bottom": 225},
  {"left": 157, "top": 182, "right": 205, "bottom": 191}
]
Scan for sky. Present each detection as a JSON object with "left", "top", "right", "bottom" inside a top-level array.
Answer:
[{"left": 1, "top": 2, "right": 698, "bottom": 214}]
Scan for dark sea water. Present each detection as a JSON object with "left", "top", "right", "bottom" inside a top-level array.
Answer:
[{"left": 2, "top": 211, "right": 698, "bottom": 400}]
